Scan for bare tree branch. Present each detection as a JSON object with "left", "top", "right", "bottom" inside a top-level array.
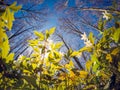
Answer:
[
  {"left": 56, "top": 33, "right": 84, "bottom": 70},
  {"left": 76, "top": 7, "right": 120, "bottom": 14}
]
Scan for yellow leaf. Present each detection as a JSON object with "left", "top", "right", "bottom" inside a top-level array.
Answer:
[
  {"left": 9, "top": 1, "right": 22, "bottom": 12},
  {"left": 13, "top": 60, "right": 21, "bottom": 68},
  {"left": 80, "top": 71, "right": 88, "bottom": 75},
  {"left": 54, "top": 42, "right": 63, "bottom": 50},
  {"left": 88, "top": 32, "right": 95, "bottom": 44},
  {"left": 85, "top": 60, "right": 93, "bottom": 71},
  {"left": 32, "top": 63, "right": 37, "bottom": 70},
  {"left": 59, "top": 73, "right": 66, "bottom": 80},
  {"left": 65, "top": 60, "right": 74, "bottom": 71},
  {"left": 6, "top": 53, "right": 14, "bottom": 63},
  {"left": 65, "top": 63, "right": 70, "bottom": 69},
  {"left": 33, "top": 47, "right": 39, "bottom": 52},
  {"left": 69, "top": 60, "right": 74, "bottom": 67},
  {"left": 1, "top": 9, "right": 7, "bottom": 21},
  {"left": 28, "top": 40, "right": 38, "bottom": 46},
  {"left": 101, "top": 73, "right": 108, "bottom": 79},
  {"left": 4, "top": 8, "right": 15, "bottom": 30},
  {"left": 43, "top": 69, "right": 48, "bottom": 74},
  {"left": 51, "top": 63, "right": 56, "bottom": 69},
  {"left": 1, "top": 36, "right": 10, "bottom": 58},
  {"left": 79, "top": 46, "right": 92, "bottom": 52},
  {"left": 46, "top": 61, "right": 50, "bottom": 67},
  {"left": 18, "top": 55, "right": 25, "bottom": 61},
  {"left": 9, "top": 1, "right": 17, "bottom": 7},
  {"left": 48, "top": 52, "right": 54, "bottom": 59},
  {"left": 84, "top": 85, "right": 96, "bottom": 90},
  {"left": 70, "top": 51, "right": 80, "bottom": 57},
  {"left": 69, "top": 71, "right": 75, "bottom": 77},
  {"left": 34, "top": 31, "right": 44, "bottom": 40},
  {"left": 0, "top": 29, "right": 6, "bottom": 45},
  {"left": 1, "top": 2, "right": 21, "bottom": 30},
  {"left": 53, "top": 51, "right": 62, "bottom": 60},
  {"left": 79, "top": 71, "right": 88, "bottom": 78},
  {"left": 111, "top": 47, "right": 120, "bottom": 55},
  {"left": 49, "top": 27, "right": 56, "bottom": 35},
  {"left": 23, "top": 69, "right": 31, "bottom": 74},
  {"left": 106, "top": 54, "right": 112, "bottom": 62},
  {"left": 45, "top": 30, "right": 49, "bottom": 39},
  {"left": 23, "top": 60, "right": 27, "bottom": 67}
]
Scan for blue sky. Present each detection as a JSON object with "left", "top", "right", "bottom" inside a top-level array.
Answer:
[
  {"left": 11, "top": 0, "right": 114, "bottom": 31},
  {"left": 36, "top": 0, "right": 77, "bottom": 31},
  {"left": 37, "top": 0, "right": 114, "bottom": 30}
]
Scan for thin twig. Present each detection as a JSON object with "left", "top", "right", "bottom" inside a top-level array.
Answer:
[{"left": 76, "top": 7, "right": 120, "bottom": 14}]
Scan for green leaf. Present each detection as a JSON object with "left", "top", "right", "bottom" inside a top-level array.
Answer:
[
  {"left": 40, "top": 80, "right": 48, "bottom": 85},
  {"left": 98, "top": 17, "right": 103, "bottom": 30},
  {"left": 91, "top": 55, "right": 100, "bottom": 72},
  {"left": 92, "top": 63, "right": 99, "bottom": 72},
  {"left": 98, "top": 17, "right": 107, "bottom": 31},
  {"left": 91, "top": 55, "right": 99, "bottom": 63},
  {"left": 22, "top": 75, "right": 38, "bottom": 88},
  {"left": 113, "top": 28, "right": 120, "bottom": 43},
  {"left": 66, "top": 48, "right": 73, "bottom": 57},
  {"left": 88, "top": 32, "right": 95, "bottom": 44},
  {"left": 45, "top": 30, "right": 50, "bottom": 39},
  {"left": 13, "top": 79, "right": 24, "bottom": 88}
]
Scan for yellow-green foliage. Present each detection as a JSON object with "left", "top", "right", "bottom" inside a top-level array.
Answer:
[
  {"left": 13, "top": 27, "right": 88, "bottom": 89},
  {"left": 0, "top": 2, "right": 21, "bottom": 60},
  {"left": 0, "top": 2, "right": 21, "bottom": 89},
  {"left": 0, "top": 1, "right": 120, "bottom": 90}
]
